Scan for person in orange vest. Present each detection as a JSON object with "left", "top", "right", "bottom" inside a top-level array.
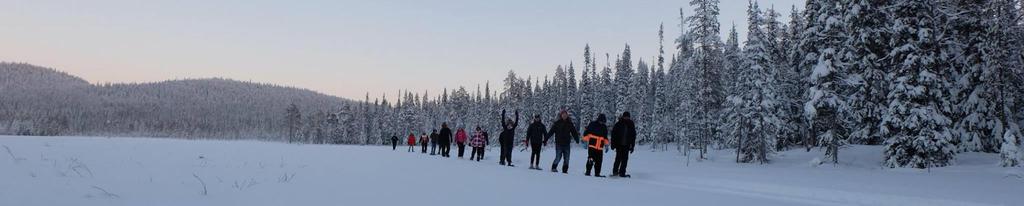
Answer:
[
  {"left": 407, "top": 133, "right": 417, "bottom": 152},
  {"left": 582, "top": 114, "right": 610, "bottom": 177}
]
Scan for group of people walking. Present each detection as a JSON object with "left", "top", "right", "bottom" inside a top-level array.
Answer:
[{"left": 389, "top": 109, "right": 637, "bottom": 178}]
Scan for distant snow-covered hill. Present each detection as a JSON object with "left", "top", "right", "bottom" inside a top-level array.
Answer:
[{"left": 0, "top": 62, "right": 351, "bottom": 140}]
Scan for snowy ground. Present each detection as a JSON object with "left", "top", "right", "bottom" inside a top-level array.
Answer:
[{"left": 1, "top": 136, "right": 1022, "bottom": 206}]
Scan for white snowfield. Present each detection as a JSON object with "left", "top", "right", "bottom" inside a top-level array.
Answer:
[{"left": 1, "top": 136, "right": 1021, "bottom": 206}]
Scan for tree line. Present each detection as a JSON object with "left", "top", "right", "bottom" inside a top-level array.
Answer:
[{"left": 290, "top": 0, "right": 1024, "bottom": 169}]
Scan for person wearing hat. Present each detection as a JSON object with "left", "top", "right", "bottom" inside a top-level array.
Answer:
[
  {"left": 582, "top": 114, "right": 610, "bottom": 177},
  {"left": 611, "top": 112, "right": 637, "bottom": 178}
]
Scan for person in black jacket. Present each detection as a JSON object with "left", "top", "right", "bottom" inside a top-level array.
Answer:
[
  {"left": 525, "top": 114, "right": 547, "bottom": 170},
  {"left": 610, "top": 112, "right": 637, "bottom": 177},
  {"left": 498, "top": 110, "right": 519, "bottom": 167},
  {"left": 389, "top": 135, "right": 397, "bottom": 149},
  {"left": 429, "top": 130, "right": 439, "bottom": 155},
  {"left": 438, "top": 123, "right": 453, "bottom": 158},
  {"left": 420, "top": 133, "right": 429, "bottom": 153},
  {"left": 545, "top": 110, "right": 580, "bottom": 173},
  {"left": 390, "top": 135, "right": 399, "bottom": 150},
  {"left": 583, "top": 114, "right": 610, "bottom": 177}
]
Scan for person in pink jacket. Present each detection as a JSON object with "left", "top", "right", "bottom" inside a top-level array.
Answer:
[
  {"left": 455, "top": 128, "right": 469, "bottom": 158},
  {"left": 470, "top": 126, "right": 489, "bottom": 162}
]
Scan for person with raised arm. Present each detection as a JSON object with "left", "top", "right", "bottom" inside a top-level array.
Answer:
[{"left": 498, "top": 109, "right": 519, "bottom": 167}]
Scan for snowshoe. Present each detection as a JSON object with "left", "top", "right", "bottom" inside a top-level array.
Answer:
[{"left": 595, "top": 175, "right": 606, "bottom": 178}]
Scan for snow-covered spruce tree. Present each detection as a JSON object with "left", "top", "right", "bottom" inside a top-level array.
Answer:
[
  {"left": 649, "top": 23, "right": 667, "bottom": 147},
  {"left": 600, "top": 58, "right": 615, "bottom": 120},
  {"left": 456, "top": 87, "right": 473, "bottom": 129},
  {"left": 540, "top": 77, "right": 551, "bottom": 119},
  {"left": 762, "top": 6, "right": 785, "bottom": 64},
  {"left": 687, "top": 0, "right": 725, "bottom": 159},
  {"left": 882, "top": 0, "right": 956, "bottom": 169},
  {"left": 664, "top": 9, "right": 693, "bottom": 150},
  {"left": 732, "top": 0, "right": 780, "bottom": 164},
  {"left": 1002, "top": 130, "right": 1022, "bottom": 167},
  {"left": 284, "top": 103, "right": 302, "bottom": 143},
  {"left": 580, "top": 45, "right": 596, "bottom": 121},
  {"left": 567, "top": 62, "right": 579, "bottom": 121},
  {"left": 615, "top": 44, "right": 634, "bottom": 117},
  {"left": 415, "top": 92, "right": 425, "bottom": 132},
  {"left": 420, "top": 91, "right": 432, "bottom": 133},
  {"left": 844, "top": 0, "right": 891, "bottom": 146},
  {"left": 779, "top": 5, "right": 807, "bottom": 151},
  {"left": 651, "top": 64, "right": 669, "bottom": 150},
  {"left": 483, "top": 82, "right": 495, "bottom": 136},
  {"left": 726, "top": 2, "right": 759, "bottom": 162},
  {"left": 632, "top": 59, "right": 651, "bottom": 143},
  {"left": 950, "top": 0, "right": 1024, "bottom": 153},
  {"left": 328, "top": 106, "right": 343, "bottom": 144},
  {"left": 675, "top": 53, "right": 700, "bottom": 154},
  {"left": 720, "top": 23, "right": 743, "bottom": 149},
  {"left": 362, "top": 94, "right": 374, "bottom": 144},
  {"left": 676, "top": 8, "right": 696, "bottom": 63},
  {"left": 502, "top": 71, "right": 520, "bottom": 107},
  {"left": 948, "top": 0, "right": 994, "bottom": 153},
  {"left": 763, "top": 6, "right": 791, "bottom": 152},
  {"left": 305, "top": 110, "right": 327, "bottom": 144},
  {"left": 554, "top": 65, "right": 568, "bottom": 109},
  {"left": 377, "top": 94, "right": 391, "bottom": 140},
  {"left": 801, "top": 0, "right": 849, "bottom": 164}
]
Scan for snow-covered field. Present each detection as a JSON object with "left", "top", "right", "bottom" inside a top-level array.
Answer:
[{"left": 1, "top": 136, "right": 1021, "bottom": 206}]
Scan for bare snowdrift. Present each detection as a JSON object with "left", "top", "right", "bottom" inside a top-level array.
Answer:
[{"left": 0, "top": 136, "right": 1020, "bottom": 206}]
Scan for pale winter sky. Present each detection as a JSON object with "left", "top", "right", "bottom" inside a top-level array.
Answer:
[{"left": 0, "top": 0, "right": 804, "bottom": 101}]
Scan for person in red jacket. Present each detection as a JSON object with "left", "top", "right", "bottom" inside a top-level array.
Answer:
[
  {"left": 407, "top": 133, "right": 416, "bottom": 152},
  {"left": 455, "top": 128, "right": 469, "bottom": 158}
]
